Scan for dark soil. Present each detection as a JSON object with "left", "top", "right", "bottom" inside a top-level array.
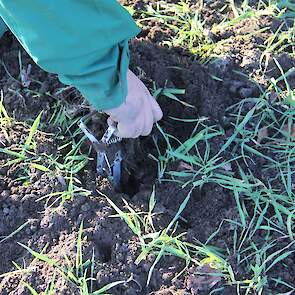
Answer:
[{"left": 0, "top": 1, "right": 294, "bottom": 294}]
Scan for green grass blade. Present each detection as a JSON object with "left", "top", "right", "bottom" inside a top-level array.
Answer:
[{"left": 23, "top": 111, "right": 43, "bottom": 152}]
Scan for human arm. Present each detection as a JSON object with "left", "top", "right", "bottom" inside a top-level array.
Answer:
[{"left": 0, "top": 0, "right": 140, "bottom": 110}]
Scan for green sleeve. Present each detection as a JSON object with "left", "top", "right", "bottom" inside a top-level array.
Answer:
[{"left": 0, "top": 1, "right": 140, "bottom": 110}]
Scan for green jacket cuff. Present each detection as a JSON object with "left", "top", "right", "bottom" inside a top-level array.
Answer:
[{"left": 59, "top": 39, "right": 133, "bottom": 111}]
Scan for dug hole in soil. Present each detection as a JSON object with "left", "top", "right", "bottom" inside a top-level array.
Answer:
[{"left": 1, "top": 0, "right": 295, "bottom": 294}]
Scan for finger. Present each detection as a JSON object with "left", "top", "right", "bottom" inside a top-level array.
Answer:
[
  {"left": 141, "top": 103, "right": 154, "bottom": 136},
  {"left": 107, "top": 117, "right": 117, "bottom": 127},
  {"left": 115, "top": 123, "right": 131, "bottom": 138},
  {"left": 132, "top": 116, "right": 145, "bottom": 138},
  {"left": 149, "top": 96, "right": 163, "bottom": 122},
  {"left": 107, "top": 117, "right": 122, "bottom": 137},
  {"left": 116, "top": 118, "right": 142, "bottom": 138}
]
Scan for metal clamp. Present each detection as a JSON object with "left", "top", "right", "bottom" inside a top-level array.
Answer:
[{"left": 79, "top": 114, "right": 122, "bottom": 191}]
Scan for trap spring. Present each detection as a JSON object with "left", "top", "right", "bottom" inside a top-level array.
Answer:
[{"left": 79, "top": 114, "right": 122, "bottom": 191}]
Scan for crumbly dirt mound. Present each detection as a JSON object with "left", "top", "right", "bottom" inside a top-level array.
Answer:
[{"left": 1, "top": 0, "right": 295, "bottom": 294}]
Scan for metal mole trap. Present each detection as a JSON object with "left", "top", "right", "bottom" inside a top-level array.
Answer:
[{"left": 79, "top": 113, "right": 122, "bottom": 191}]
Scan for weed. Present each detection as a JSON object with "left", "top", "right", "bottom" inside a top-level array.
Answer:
[
  {"left": 0, "top": 110, "right": 43, "bottom": 169},
  {"left": 135, "top": 0, "right": 278, "bottom": 63},
  {"left": 0, "top": 97, "right": 91, "bottom": 207},
  {"left": 137, "top": 0, "right": 221, "bottom": 62},
  {"left": 20, "top": 222, "right": 127, "bottom": 294},
  {"left": 104, "top": 189, "right": 230, "bottom": 286},
  {"left": 0, "top": 91, "right": 12, "bottom": 143},
  {"left": 150, "top": 56, "right": 295, "bottom": 292},
  {"left": 37, "top": 173, "right": 90, "bottom": 208}
]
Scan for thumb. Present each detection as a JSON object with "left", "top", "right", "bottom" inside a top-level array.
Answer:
[
  {"left": 150, "top": 96, "right": 163, "bottom": 122},
  {"left": 107, "top": 117, "right": 122, "bottom": 137},
  {"left": 107, "top": 117, "right": 117, "bottom": 127},
  {"left": 117, "top": 117, "right": 144, "bottom": 138}
]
